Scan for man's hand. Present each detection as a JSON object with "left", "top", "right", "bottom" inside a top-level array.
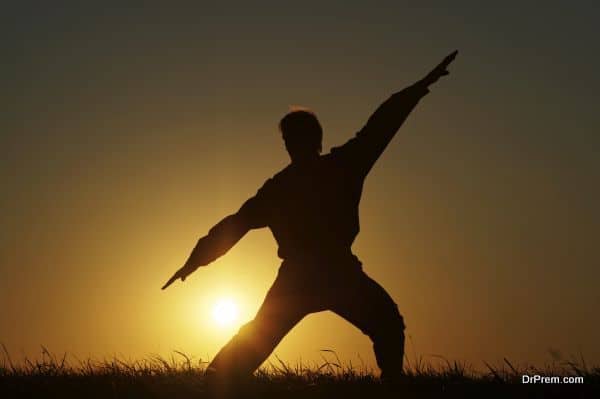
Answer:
[
  {"left": 161, "top": 262, "right": 198, "bottom": 290},
  {"left": 420, "top": 50, "right": 458, "bottom": 87},
  {"left": 162, "top": 235, "right": 213, "bottom": 290}
]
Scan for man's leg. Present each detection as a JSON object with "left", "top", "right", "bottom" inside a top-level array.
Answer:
[
  {"left": 330, "top": 270, "right": 406, "bottom": 381},
  {"left": 206, "top": 271, "right": 311, "bottom": 379}
]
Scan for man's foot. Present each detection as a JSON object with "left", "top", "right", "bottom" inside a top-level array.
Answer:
[
  {"left": 203, "top": 366, "right": 254, "bottom": 398},
  {"left": 381, "top": 370, "right": 410, "bottom": 387}
]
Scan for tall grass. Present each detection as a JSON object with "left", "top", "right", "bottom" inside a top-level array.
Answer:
[{"left": 1, "top": 344, "right": 598, "bottom": 398}]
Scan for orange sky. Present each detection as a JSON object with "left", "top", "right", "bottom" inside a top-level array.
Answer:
[{"left": 1, "top": 3, "right": 599, "bottom": 370}]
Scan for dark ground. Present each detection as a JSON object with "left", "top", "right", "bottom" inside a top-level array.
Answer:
[{"left": 2, "top": 372, "right": 599, "bottom": 399}]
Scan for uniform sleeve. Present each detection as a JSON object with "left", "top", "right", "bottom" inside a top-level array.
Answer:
[
  {"left": 330, "top": 82, "right": 430, "bottom": 178},
  {"left": 188, "top": 178, "right": 275, "bottom": 266},
  {"left": 235, "top": 178, "right": 275, "bottom": 229}
]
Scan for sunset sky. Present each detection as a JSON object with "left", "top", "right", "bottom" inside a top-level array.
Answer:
[{"left": 1, "top": 2, "right": 599, "bottom": 370}]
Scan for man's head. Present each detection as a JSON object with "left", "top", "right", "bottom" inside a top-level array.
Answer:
[{"left": 279, "top": 110, "right": 322, "bottom": 163}]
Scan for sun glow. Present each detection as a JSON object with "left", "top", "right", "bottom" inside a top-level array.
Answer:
[{"left": 212, "top": 298, "right": 239, "bottom": 327}]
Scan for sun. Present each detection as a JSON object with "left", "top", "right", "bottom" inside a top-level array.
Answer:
[{"left": 212, "top": 298, "right": 239, "bottom": 327}]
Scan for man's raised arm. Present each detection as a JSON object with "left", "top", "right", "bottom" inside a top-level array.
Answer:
[
  {"left": 161, "top": 179, "right": 273, "bottom": 290},
  {"left": 332, "top": 51, "right": 457, "bottom": 177}
]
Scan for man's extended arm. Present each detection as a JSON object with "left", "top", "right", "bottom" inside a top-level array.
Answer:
[
  {"left": 333, "top": 51, "right": 457, "bottom": 177},
  {"left": 188, "top": 214, "right": 250, "bottom": 266},
  {"left": 162, "top": 180, "right": 273, "bottom": 290}
]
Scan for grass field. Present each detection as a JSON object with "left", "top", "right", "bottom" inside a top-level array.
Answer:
[{"left": 1, "top": 346, "right": 598, "bottom": 398}]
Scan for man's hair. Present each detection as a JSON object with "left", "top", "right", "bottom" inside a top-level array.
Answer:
[{"left": 279, "top": 110, "right": 323, "bottom": 153}]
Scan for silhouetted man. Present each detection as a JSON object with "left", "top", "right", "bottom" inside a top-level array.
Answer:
[{"left": 163, "top": 51, "right": 457, "bottom": 382}]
